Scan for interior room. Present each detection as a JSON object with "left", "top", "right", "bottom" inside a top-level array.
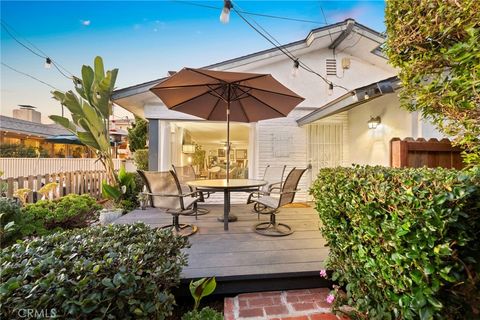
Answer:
[{"left": 171, "top": 122, "right": 250, "bottom": 179}]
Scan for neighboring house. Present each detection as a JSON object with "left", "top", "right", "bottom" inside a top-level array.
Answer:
[
  {"left": 0, "top": 107, "right": 131, "bottom": 159},
  {"left": 112, "top": 19, "right": 444, "bottom": 201},
  {"left": 0, "top": 115, "right": 93, "bottom": 158}
]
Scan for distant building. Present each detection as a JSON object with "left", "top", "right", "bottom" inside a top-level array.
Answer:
[
  {"left": 0, "top": 107, "right": 132, "bottom": 158},
  {"left": 12, "top": 105, "right": 42, "bottom": 123}
]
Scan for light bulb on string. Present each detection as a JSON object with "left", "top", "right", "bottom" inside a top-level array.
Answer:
[
  {"left": 44, "top": 57, "right": 52, "bottom": 69},
  {"left": 291, "top": 59, "right": 300, "bottom": 78},
  {"left": 220, "top": 0, "right": 233, "bottom": 24},
  {"left": 328, "top": 82, "right": 334, "bottom": 96}
]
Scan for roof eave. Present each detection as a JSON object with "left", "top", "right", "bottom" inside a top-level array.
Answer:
[
  {"left": 112, "top": 19, "right": 386, "bottom": 101},
  {"left": 297, "top": 76, "right": 401, "bottom": 126}
]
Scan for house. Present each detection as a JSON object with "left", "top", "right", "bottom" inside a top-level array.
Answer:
[
  {"left": 112, "top": 19, "right": 444, "bottom": 201},
  {"left": 0, "top": 106, "right": 132, "bottom": 159}
]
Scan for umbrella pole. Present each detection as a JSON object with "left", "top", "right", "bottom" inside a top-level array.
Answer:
[{"left": 226, "top": 99, "right": 230, "bottom": 182}]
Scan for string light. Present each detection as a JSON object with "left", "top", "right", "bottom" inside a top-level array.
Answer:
[
  {"left": 44, "top": 57, "right": 52, "bottom": 69},
  {"left": 328, "top": 82, "right": 334, "bottom": 95},
  {"left": 291, "top": 60, "right": 299, "bottom": 78},
  {"left": 227, "top": 2, "right": 350, "bottom": 92},
  {"left": 220, "top": 0, "right": 232, "bottom": 24}
]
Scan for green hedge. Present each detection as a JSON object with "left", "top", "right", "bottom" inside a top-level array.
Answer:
[
  {"left": 0, "top": 223, "right": 188, "bottom": 319},
  {"left": 310, "top": 166, "right": 480, "bottom": 319}
]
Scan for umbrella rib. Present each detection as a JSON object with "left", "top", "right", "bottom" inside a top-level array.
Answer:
[
  {"left": 231, "top": 85, "right": 253, "bottom": 101},
  {"left": 239, "top": 85, "right": 304, "bottom": 100},
  {"left": 235, "top": 86, "right": 288, "bottom": 117},
  {"left": 237, "top": 98, "right": 251, "bottom": 122},
  {"left": 152, "top": 83, "right": 220, "bottom": 90},
  {"left": 188, "top": 68, "right": 228, "bottom": 83},
  {"left": 205, "top": 86, "right": 227, "bottom": 120},
  {"left": 188, "top": 68, "right": 267, "bottom": 84},
  {"left": 168, "top": 90, "right": 216, "bottom": 110}
]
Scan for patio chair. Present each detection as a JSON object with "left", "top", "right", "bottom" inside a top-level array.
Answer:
[
  {"left": 172, "top": 165, "right": 210, "bottom": 216},
  {"left": 137, "top": 170, "right": 199, "bottom": 236},
  {"left": 247, "top": 167, "right": 307, "bottom": 236},
  {"left": 249, "top": 164, "right": 287, "bottom": 217}
]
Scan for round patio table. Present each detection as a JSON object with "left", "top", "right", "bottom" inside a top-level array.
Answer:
[{"left": 187, "top": 179, "right": 267, "bottom": 231}]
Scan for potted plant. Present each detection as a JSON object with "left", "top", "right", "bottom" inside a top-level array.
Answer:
[
  {"left": 137, "top": 192, "right": 148, "bottom": 210},
  {"left": 100, "top": 167, "right": 136, "bottom": 224}
]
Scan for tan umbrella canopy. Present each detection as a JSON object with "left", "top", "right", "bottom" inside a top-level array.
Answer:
[{"left": 150, "top": 67, "right": 304, "bottom": 181}]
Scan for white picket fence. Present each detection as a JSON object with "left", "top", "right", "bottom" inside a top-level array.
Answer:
[{"left": 0, "top": 158, "right": 129, "bottom": 178}]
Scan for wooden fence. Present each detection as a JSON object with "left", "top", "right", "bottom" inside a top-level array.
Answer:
[
  {"left": 0, "top": 158, "right": 124, "bottom": 179},
  {"left": 1, "top": 170, "right": 109, "bottom": 204},
  {"left": 390, "top": 137, "right": 464, "bottom": 169}
]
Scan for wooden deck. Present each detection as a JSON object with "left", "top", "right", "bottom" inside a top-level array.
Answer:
[{"left": 115, "top": 203, "right": 329, "bottom": 294}]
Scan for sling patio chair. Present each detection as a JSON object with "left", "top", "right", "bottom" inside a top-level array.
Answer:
[
  {"left": 137, "top": 170, "right": 200, "bottom": 237},
  {"left": 247, "top": 167, "right": 307, "bottom": 236},
  {"left": 172, "top": 165, "right": 210, "bottom": 216},
  {"left": 249, "top": 164, "right": 287, "bottom": 217}
]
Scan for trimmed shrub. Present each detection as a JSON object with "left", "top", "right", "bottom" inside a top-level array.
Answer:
[
  {"left": 134, "top": 149, "right": 149, "bottom": 171},
  {"left": 0, "top": 223, "right": 189, "bottom": 319},
  {"left": 182, "top": 307, "right": 224, "bottom": 320},
  {"left": 22, "top": 194, "right": 101, "bottom": 231},
  {"left": 311, "top": 166, "right": 480, "bottom": 319}
]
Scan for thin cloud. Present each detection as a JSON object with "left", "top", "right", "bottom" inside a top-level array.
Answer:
[
  {"left": 81, "top": 20, "right": 91, "bottom": 26},
  {"left": 330, "top": 5, "right": 368, "bottom": 22}
]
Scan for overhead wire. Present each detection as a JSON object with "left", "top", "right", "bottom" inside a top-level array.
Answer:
[
  {"left": 171, "top": 0, "right": 328, "bottom": 25},
  {"left": 1, "top": 62, "right": 60, "bottom": 91},
  {"left": 231, "top": 2, "right": 349, "bottom": 91},
  {"left": 0, "top": 19, "right": 74, "bottom": 79}
]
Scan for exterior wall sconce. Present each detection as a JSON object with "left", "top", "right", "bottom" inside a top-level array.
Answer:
[
  {"left": 368, "top": 116, "right": 381, "bottom": 129},
  {"left": 182, "top": 144, "right": 195, "bottom": 154}
]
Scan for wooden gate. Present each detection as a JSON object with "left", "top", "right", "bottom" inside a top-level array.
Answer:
[{"left": 390, "top": 137, "right": 464, "bottom": 169}]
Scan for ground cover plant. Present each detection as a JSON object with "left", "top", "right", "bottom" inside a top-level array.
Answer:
[
  {"left": 0, "top": 223, "right": 188, "bottom": 319},
  {"left": 311, "top": 166, "right": 480, "bottom": 319},
  {"left": 0, "top": 194, "right": 101, "bottom": 247}
]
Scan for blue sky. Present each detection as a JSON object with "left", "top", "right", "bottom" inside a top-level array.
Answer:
[{"left": 1, "top": 1, "right": 386, "bottom": 121}]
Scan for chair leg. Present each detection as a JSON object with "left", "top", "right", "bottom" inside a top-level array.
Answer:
[
  {"left": 254, "top": 211, "right": 293, "bottom": 237},
  {"left": 161, "top": 215, "right": 198, "bottom": 237}
]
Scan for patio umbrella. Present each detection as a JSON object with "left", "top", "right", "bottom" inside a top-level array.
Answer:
[
  {"left": 150, "top": 68, "right": 304, "bottom": 181},
  {"left": 45, "top": 135, "right": 84, "bottom": 145}
]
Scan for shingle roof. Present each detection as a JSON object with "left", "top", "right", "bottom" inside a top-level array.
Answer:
[{"left": 0, "top": 115, "right": 70, "bottom": 137}]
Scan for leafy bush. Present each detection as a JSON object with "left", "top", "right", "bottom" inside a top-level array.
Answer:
[
  {"left": 0, "top": 143, "right": 36, "bottom": 158},
  {"left": 0, "top": 223, "right": 189, "bottom": 319},
  {"left": 102, "top": 167, "right": 140, "bottom": 212},
  {"left": 0, "top": 198, "right": 22, "bottom": 246},
  {"left": 311, "top": 166, "right": 480, "bottom": 319},
  {"left": 134, "top": 149, "right": 149, "bottom": 170},
  {"left": 385, "top": 0, "right": 480, "bottom": 165},
  {"left": 128, "top": 117, "right": 148, "bottom": 152},
  {"left": 182, "top": 307, "right": 224, "bottom": 320},
  {"left": 22, "top": 194, "right": 101, "bottom": 230},
  {"left": 2, "top": 194, "right": 102, "bottom": 245}
]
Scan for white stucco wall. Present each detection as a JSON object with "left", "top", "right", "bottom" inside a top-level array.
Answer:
[{"left": 346, "top": 94, "right": 412, "bottom": 166}]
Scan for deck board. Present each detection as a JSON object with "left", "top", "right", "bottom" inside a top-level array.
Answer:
[{"left": 115, "top": 204, "right": 328, "bottom": 281}]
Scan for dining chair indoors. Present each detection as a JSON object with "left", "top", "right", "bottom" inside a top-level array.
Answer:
[
  {"left": 138, "top": 170, "right": 199, "bottom": 237},
  {"left": 247, "top": 167, "right": 307, "bottom": 237}
]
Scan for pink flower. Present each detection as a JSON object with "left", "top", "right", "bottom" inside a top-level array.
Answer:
[
  {"left": 326, "top": 294, "right": 335, "bottom": 304},
  {"left": 319, "top": 269, "right": 327, "bottom": 278}
]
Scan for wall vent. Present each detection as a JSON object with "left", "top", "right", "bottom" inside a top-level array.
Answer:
[{"left": 326, "top": 59, "right": 337, "bottom": 76}]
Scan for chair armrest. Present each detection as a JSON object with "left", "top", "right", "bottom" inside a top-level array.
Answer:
[
  {"left": 144, "top": 190, "right": 200, "bottom": 198},
  {"left": 268, "top": 189, "right": 301, "bottom": 195},
  {"left": 143, "top": 192, "right": 180, "bottom": 198}
]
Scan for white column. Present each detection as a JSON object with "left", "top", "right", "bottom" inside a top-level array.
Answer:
[
  {"left": 147, "top": 119, "right": 160, "bottom": 171},
  {"left": 159, "top": 121, "right": 171, "bottom": 171},
  {"left": 248, "top": 123, "right": 258, "bottom": 179}
]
